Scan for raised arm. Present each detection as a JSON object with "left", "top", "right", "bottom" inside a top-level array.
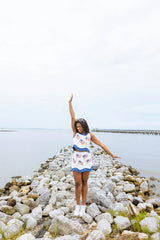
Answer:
[
  {"left": 90, "top": 133, "right": 121, "bottom": 159},
  {"left": 69, "top": 94, "right": 76, "bottom": 135}
]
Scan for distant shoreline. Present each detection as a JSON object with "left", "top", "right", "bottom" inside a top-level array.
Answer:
[
  {"left": 0, "top": 130, "right": 17, "bottom": 132},
  {"left": 92, "top": 128, "right": 160, "bottom": 135}
]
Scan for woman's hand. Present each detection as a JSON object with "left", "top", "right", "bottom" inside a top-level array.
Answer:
[
  {"left": 69, "top": 93, "right": 73, "bottom": 103},
  {"left": 112, "top": 155, "right": 121, "bottom": 159}
]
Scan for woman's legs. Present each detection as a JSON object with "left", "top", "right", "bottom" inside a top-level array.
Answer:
[
  {"left": 81, "top": 171, "right": 90, "bottom": 205},
  {"left": 73, "top": 171, "right": 82, "bottom": 205}
]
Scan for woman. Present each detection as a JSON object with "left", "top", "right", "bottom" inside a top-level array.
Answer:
[{"left": 69, "top": 94, "right": 121, "bottom": 216}]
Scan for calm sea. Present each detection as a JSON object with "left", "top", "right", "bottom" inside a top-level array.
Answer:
[{"left": 0, "top": 129, "right": 160, "bottom": 188}]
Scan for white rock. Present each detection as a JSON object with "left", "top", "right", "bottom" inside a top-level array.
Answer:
[
  {"left": 114, "top": 216, "right": 131, "bottom": 230},
  {"left": 31, "top": 206, "right": 42, "bottom": 221},
  {"left": 0, "top": 221, "right": 6, "bottom": 233},
  {"left": 86, "top": 230, "right": 105, "bottom": 240},
  {"left": 95, "top": 213, "right": 113, "bottom": 224},
  {"left": 81, "top": 213, "right": 93, "bottom": 224},
  {"left": 107, "top": 192, "right": 115, "bottom": 202},
  {"left": 16, "top": 233, "right": 35, "bottom": 240},
  {"left": 87, "top": 188, "right": 112, "bottom": 208},
  {"left": 56, "top": 182, "right": 72, "bottom": 191},
  {"left": 55, "top": 170, "right": 65, "bottom": 179},
  {"left": 40, "top": 177, "right": 50, "bottom": 186},
  {"left": 49, "top": 209, "right": 64, "bottom": 218},
  {"left": 140, "top": 217, "right": 159, "bottom": 233},
  {"left": 97, "top": 219, "right": 112, "bottom": 235},
  {"left": 3, "top": 219, "right": 24, "bottom": 239},
  {"left": 12, "top": 212, "right": 21, "bottom": 219},
  {"left": 140, "top": 181, "right": 149, "bottom": 193},
  {"left": 49, "top": 215, "right": 83, "bottom": 235},
  {"left": 30, "top": 180, "right": 39, "bottom": 189},
  {"left": 137, "top": 203, "right": 147, "bottom": 211},
  {"left": 21, "top": 214, "right": 37, "bottom": 230},
  {"left": 151, "top": 232, "right": 160, "bottom": 240},
  {"left": 35, "top": 189, "right": 50, "bottom": 207},
  {"left": 87, "top": 203, "right": 101, "bottom": 218},
  {"left": 49, "top": 186, "right": 57, "bottom": 206},
  {"left": 60, "top": 207, "right": 70, "bottom": 214},
  {"left": 112, "top": 202, "right": 126, "bottom": 213},
  {"left": 43, "top": 204, "right": 53, "bottom": 216},
  {"left": 116, "top": 192, "right": 128, "bottom": 202},
  {"left": 123, "top": 183, "right": 135, "bottom": 192}
]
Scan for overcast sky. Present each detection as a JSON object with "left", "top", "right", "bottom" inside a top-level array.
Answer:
[{"left": 0, "top": 0, "right": 160, "bottom": 130}]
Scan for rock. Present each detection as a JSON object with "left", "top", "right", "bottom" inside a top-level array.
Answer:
[
  {"left": 111, "top": 173, "right": 124, "bottom": 182},
  {"left": 16, "top": 233, "right": 35, "bottom": 240},
  {"left": 95, "top": 212, "right": 113, "bottom": 224},
  {"left": 124, "top": 175, "right": 137, "bottom": 182},
  {"left": 81, "top": 213, "right": 93, "bottom": 223},
  {"left": 86, "top": 188, "right": 112, "bottom": 208},
  {"left": 49, "top": 209, "right": 64, "bottom": 218},
  {"left": 137, "top": 203, "right": 147, "bottom": 211},
  {"left": 12, "top": 212, "right": 21, "bottom": 219},
  {"left": 146, "top": 197, "right": 160, "bottom": 208},
  {"left": 0, "top": 221, "right": 6, "bottom": 233},
  {"left": 7, "top": 198, "right": 16, "bottom": 206},
  {"left": 87, "top": 203, "right": 101, "bottom": 218},
  {"left": 122, "top": 230, "right": 148, "bottom": 240},
  {"left": 86, "top": 230, "right": 105, "bottom": 240},
  {"left": 35, "top": 189, "right": 50, "bottom": 207},
  {"left": 3, "top": 219, "right": 24, "bottom": 239},
  {"left": 56, "top": 182, "right": 72, "bottom": 191},
  {"left": 54, "top": 234, "right": 81, "bottom": 240},
  {"left": 21, "top": 214, "right": 37, "bottom": 229},
  {"left": 102, "top": 180, "right": 116, "bottom": 193},
  {"left": 49, "top": 215, "right": 83, "bottom": 235},
  {"left": 114, "top": 216, "right": 131, "bottom": 230},
  {"left": 56, "top": 191, "right": 72, "bottom": 202},
  {"left": 132, "top": 196, "right": 143, "bottom": 205},
  {"left": 140, "top": 217, "right": 159, "bottom": 233},
  {"left": 112, "top": 202, "right": 126, "bottom": 213},
  {"left": 31, "top": 206, "right": 42, "bottom": 221},
  {"left": 0, "top": 211, "right": 12, "bottom": 222},
  {"left": 123, "top": 183, "right": 135, "bottom": 192},
  {"left": 49, "top": 186, "right": 57, "bottom": 206},
  {"left": 43, "top": 204, "right": 53, "bottom": 216},
  {"left": 60, "top": 207, "right": 70, "bottom": 214},
  {"left": 15, "top": 202, "right": 30, "bottom": 215},
  {"left": 97, "top": 219, "right": 112, "bottom": 235},
  {"left": 20, "top": 186, "right": 30, "bottom": 194},
  {"left": 0, "top": 205, "right": 15, "bottom": 215},
  {"left": 151, "top": 232, "right": 160, "bottom": 240},
  {"left": 155, "top": 207, "right": 160, "bottom": 215},
  {"left": 55, "top": 170, "right": 65, "bottom": 179},
  {"left": 140, "top": 181, "right": 149, "bottom": 193},
  {"left": 21, "top": 198, "right": 36, "bottom": 210},
  {"left": 116, "top": 192, "right": 128, "bottom": 202},
  {"left": 30, "top": 180, "right": 39, "bottom": 189}
]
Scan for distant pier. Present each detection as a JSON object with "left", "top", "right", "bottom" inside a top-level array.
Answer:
[{"left": 92, "top": 129, "right": 160, "bottom": 135}]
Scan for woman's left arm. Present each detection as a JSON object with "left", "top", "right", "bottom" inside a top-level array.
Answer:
[{"left": 90, "top": 133, "right": 121, "bottom": 159}]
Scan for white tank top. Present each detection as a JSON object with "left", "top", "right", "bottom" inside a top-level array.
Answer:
[{"left": 73, "top": 132, "right": 91, "bottom": 153}]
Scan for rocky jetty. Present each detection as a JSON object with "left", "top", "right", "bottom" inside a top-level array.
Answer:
[{"left": 0, "top": 145, "right": 160, "bottom": 240}]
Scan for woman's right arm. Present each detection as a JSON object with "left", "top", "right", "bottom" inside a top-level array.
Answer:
[{"left": 69, "top": 94, "right": 76, "bottom": 136}]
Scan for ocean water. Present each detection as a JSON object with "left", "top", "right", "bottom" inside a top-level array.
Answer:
[{"left": 0, "top": 129, "right": 160, "bottom": 188}]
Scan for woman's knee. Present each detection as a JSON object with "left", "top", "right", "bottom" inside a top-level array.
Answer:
[
  {"left": 75, "top": 181, "right": 81, "bottom": 187},
  {"left": 82, "top": 179, "right": 88, "bottom": 186}
]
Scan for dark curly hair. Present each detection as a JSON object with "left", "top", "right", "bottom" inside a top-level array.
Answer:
[{"left": 74, "top": 118, "right": 90, "bottom": 134}]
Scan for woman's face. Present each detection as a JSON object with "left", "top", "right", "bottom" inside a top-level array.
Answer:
[{"left": 76, "top": 123, "right": 84, "bottom": 133}]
